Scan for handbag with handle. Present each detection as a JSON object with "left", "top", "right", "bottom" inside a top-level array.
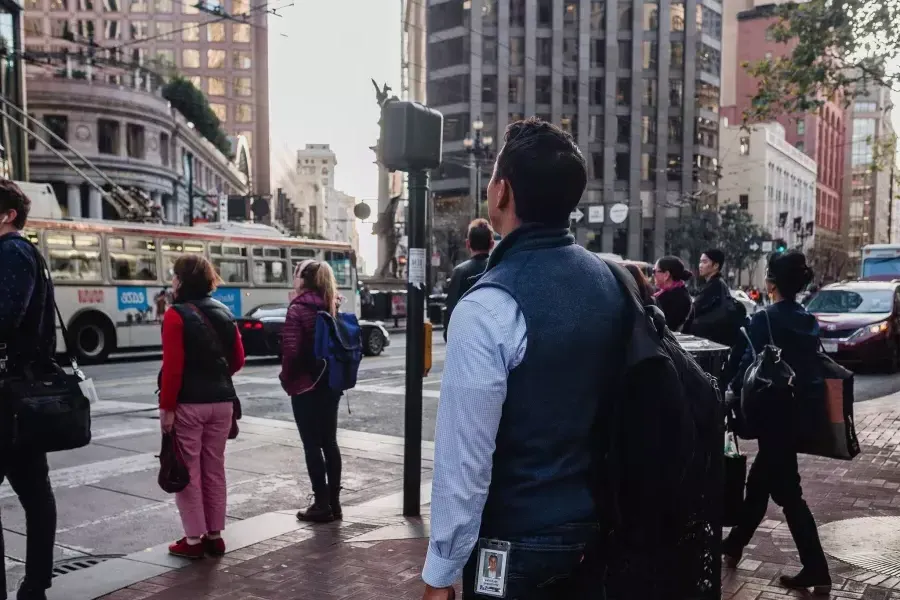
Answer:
[
  {"left": 723, "top": 424, "right": 747, "bottom": 528},
  {"left": 0, "top": 239, "right": 92, "bottom": 453},
  {"left": 794, "top": 349, "right": 860, "bottom": 460},
  {"left": 157, "top": 430, "right": 190, "bottom": 493}
]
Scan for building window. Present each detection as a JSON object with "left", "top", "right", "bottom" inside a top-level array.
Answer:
[
  {"left": 49, "top": 0, "right": 66, "bottom": 10},
  {"left": 183, "top": 0, "right": 198, "bottom": 12},
  {"left": 615, "top": 152, "right": 630, "bottom": 181},
  {"left": 591, "top": 1, "right": 605, "bottom": 28},
  {"left": 208, "top": 77, "right": 226, "bottom": 95},
  {"left": 668, "top": 117, "right": 683, "bottom": 144},
  {"left": 591, "top": 39, "right": 605, "bottom": 68},
  {"left": 852, "top": 118, "right": 876, "bottom": 166},
  {"left": 667, "top": 155, "right": 682, "bottom": 181},
  {"left": 207, "top": 49, "right": 226, "bottom": 68},
  {"left": 696, "top": 82, "right": 719, "bottom": 113},
  {"left": 797, "top": 120, "right": 805, "bottom": 135},
  {"left": 591, "top": 77, "right": 604, "bottom": 104},
  {"left": 236, "top": 104, "right": 252, "bottom": 123},
  {"left": 589, "top": 115, "right": 602, "bottom": 142},
  {"left": 210, "top": 103, "right": 227, "bottom": 122},
  {"left": 481, "top": 74, "right": 497, "bottom": 102},
  {"left": 642, "top": 153, "right": 656, "bottom": 180},
  {"left": 563, "top": 76, "right": 578, "bottom": 105},
  {"left": 641, "top": 115, "right": 656, "bottom": 144},
  {"left": 129, "top": 21, "right": 148, "bottom": 39},
  {"left": 670, "top": 80, "right": 683, "bottom": 106},
  {"left": 129, "top": 0, "right": 147, "bottom": 11},
  {"left": 739, "top": 136, "right": 750, "bottom": 155},
  {"left": 98, "top": 119, "right": 119, "bottom": 154},
  {"left": 739, "top": 194, "right": 749, "bottom": 210},
  {"left": 509, "top": 76, "right": 524, "bottom": 103},
  {"left": 160, "top": 132, "right": 169, "bottom": 166},
  {"left": 102, "top": 19, "right": 122, "bottom": 40},
  {"left": 44, "top": 115, "right": 68, "bottom": 150},
  {"left": 182, "top": 22, "right": 200, "bottom": 41},
  {"left": 795, "top": 141, "right": 805, "bottom": 153},
  {"left": 642, "top": 41, "right": 657, "bottom": 70},
  {"left": 510, "top": 36, "right": 525, "bottom": 67},
  {"left": 618, "top": 40, "right": 632, "bottom": 69},
  {"left": 76, "top": 0, "right": 93, "bottom": 8},
  {"left": 535, "top": 76, "right": 552, "bottom": 104},
  {"left": 643, "top": 4, "right": 658, "bottom": 30},
  {"left": 537, "top": 37, "right": 552, "bottom": 67},
  {"left": 671, "top": 2, "right": 685, "bottom": 31},
  {"left": 854, "top": 101, "right": 877, "bottom": 112},
  {"left": 234, "top": 76, "right": 252, "bottom": 96},
  {"left": 233, "top": 0, "right": 249, "bottom": 13},
  {"left": 537, "top": 0, "right": 552, "bottom": 26},
  {"left": 154, "top": 0, "right": 171, "bottom": 10},
  {"left": 564, "top": 1, "right": 578, "bottom": 25},
  {"left": 24, "top": 17, "right": 44, "bottom": 37},
  {"left": 187, "top": 75, "right": 201, "bottom": 88},
  {"left": 643, "top": 78, "right": 657, "bottom": 107},
  {"left": 618, "top": 1, "right": 632, "bottom": 30},
  {"left": 592, "top": 151, "right": 604, "bottom": 179},
  {"left": 51, "top": 19, "right": 70, "bottom": 37},
  {"left": 207, "top": 22, "right": 225, "bottom": 42},
  {"left": 563, "top": 37, "right": 578, "bottom": 68},
  {"left": 616, "top": 78, "right": 631, "bottom": 106},
  {"left": 670, "top": 42, "right": 684, "bottom": 69},
  {"left": 182, "top": 49, "right": 200, "bottom": 68},
  {"left": 697, "top": 44, "right": 720, "bottom": 76},
  {"left": 238, "top": 131, "right": 252, "bottom": 148},
  {"left": 560, "top": 114, "right": 575, "bottom": 134},
  {"left": 126, "top": 124, "right": 145, "bottom": 159},
  {"left": 232, "top": 51, "right": 251, "bottom": 69},
  {"left": 153, "top": 21, "right": 173, "bottom": 40},
  {"left": 75, "top": 19, "right": 95, "bottom": 38},
  {"left": 510, "top": 0, "right": 525, "bottom": 26},
  {"left": 233, "top": 23, "right": 250, "bottom": 42},
  {"left": 617, "top": 116, "right": 630, "bottom": 144}
]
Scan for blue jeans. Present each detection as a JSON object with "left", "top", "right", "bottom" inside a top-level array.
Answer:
[{"left": 462, "top": 522, "right": 602, "bottom": 599}]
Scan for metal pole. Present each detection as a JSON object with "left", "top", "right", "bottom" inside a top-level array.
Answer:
[
  {"left": 474, "top": 160, "right": 481, "bottom": 221},
  {"left": 187, "top": 153, "right": 194, "bottom": 226},
  {"left": 403, "top": 168, "right": 428, "bottom": 517},
  {"left": 889, "top": 162, "right": 895, "bottom": 244}
]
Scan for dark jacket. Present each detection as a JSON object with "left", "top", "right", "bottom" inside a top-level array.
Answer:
[
  {"left": 170, "top": 297, "right": 241, "bottom": 406},
  {"left": 733, "top": 300, "right": 824, "bottom": 402},
  {"left": 655, "top": 285, "right": 692, "bottom": 332},
  {"left": 443, "top": 253, "right": 489, "bottom": 340},
  {"left": 0, "top": 233, "right": 56, "bottom": 372},
  {"left": 280, "top": 291, "right": 327, "bottom": 396},
  {"left": 686, "top": 273, "right": 744, "bottom": 346},
  {"left": 472, "top": 225, "right": 626, "bottom": 537}
]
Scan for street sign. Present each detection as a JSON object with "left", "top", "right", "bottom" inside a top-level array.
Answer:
[
  {"left": 761, "top": 241, "right": 773, "bottom": 252},
  {"left": 588, "top": 205, "right": 604, "bottom": 224},
  {"left": 570, "top": 208, "right": 584, "bottom": 223},
  {"left": 749, "top": 242, "right": 759, "bottom": 251},
  {"left": 431, "top": 252, "right": 441, "bottom": 267},
  {"left": 609, "top": 203, "right": 629, "bottom": 224}
]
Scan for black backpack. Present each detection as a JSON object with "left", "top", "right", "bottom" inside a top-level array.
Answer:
[{"left": 593, "top": 259, "right": 724, "bottom": 600}]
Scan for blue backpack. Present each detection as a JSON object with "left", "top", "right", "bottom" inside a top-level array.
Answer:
[{"left": 313, "top": 311, "right": 363, "bottom": 393}]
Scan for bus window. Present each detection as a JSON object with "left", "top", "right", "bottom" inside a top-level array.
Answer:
[
  {"left": 22, "top": 229, "right": 41, "bottom": 247},
  {"left": 324, "top": 250, "right": 351, "bottom": 288},
  {"left": 109, "top": 236, "right": 159, "bottom": 282},
  {"left": 290, "top": 247, "right": 317, "bottom": 275},
  {"left": 210, "top": 244, "right": 248, "bottom": 284},
  {"left": 161, "top": 240, "right": 206, "bottom": 279},
  {"left": 46, "top": 233, "right": 102, "bottom": 282},
  {"left": 252, "top": 246, "right": 288, "bottom": 285}
]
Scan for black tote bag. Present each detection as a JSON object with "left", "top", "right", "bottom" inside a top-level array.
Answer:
[
  {"left": 0, "top": 241, "right": 92, "bottom": 453},
  {"left": 723, "top": 428, "right": 747, "bottom": 528},
  {"left": 157, "top": 430, "right": 190, "bottom": 494},
  {"left": 795, "top": 351, "right": 860, "bottom": 461}
]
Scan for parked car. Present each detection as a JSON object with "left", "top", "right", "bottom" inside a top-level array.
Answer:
[
  {"left": 731, "top": 289, "right": 758, "bottom": 316},
  {"left": 236, "top": 304, "right": 391, "bottom": 357},
  {"left": 806, "top": 280, "right": 900, "bottom": 372}
]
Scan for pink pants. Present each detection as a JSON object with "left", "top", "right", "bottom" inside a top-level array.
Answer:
[{"left": 174, "top": 402, "right": 233, "bottom": 538}]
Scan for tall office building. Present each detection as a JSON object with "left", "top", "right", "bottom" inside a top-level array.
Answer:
[
  {"left": 426, "top": 0, "right": 724, "bottom": 262},
  {"left": 21, "top": 0, "right": 270, "bottom": 195}
]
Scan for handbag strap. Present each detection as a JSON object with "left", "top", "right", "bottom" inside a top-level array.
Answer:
[{"left": 762, "top": 309, "right": 775, "bottom": 346}]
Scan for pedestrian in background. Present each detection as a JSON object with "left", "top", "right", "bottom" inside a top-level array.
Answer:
[
  {"left": 422, "top": 118, "right": 627, "bottom": 599},
  {"left": 652, "top": 256, "right": 693, "bottom": 332},
  {"left": 724, "top": 251, "right": 830, "bottom": 594},
  {"left": 280, "top": 260, "right": 344, "bottom": 523},
  {"left": 443, "top": 218, "right": 495, "bottom": 341},
  {"left": 0, "top": 181, "right": 58, "bottom": 600},
  {"left": 159, "top": 254, "right": 245, "bottom": 559}
]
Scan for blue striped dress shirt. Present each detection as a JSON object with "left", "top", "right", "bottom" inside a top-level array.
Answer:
[{"left": 422, "top": 285, "right": 527, "bottom": 588}]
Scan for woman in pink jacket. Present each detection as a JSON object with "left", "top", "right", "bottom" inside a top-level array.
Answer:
[{"left": 279, "top": 259, "right": 343, "bottom": 523}]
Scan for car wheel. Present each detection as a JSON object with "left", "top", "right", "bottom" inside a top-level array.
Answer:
[
  {"left": 364, "top": 328, "right": 386, "bottom": 356},
  {"left": 70, "top": 314, "right": 115, "bottom": 364}
]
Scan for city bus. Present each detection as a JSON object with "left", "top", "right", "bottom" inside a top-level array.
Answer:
[
  {"left": 861, "top": 244, "right": 900, "bottom": 281},
  {"left": 23, "top": 217, "right": 358, "bottom": 363}
]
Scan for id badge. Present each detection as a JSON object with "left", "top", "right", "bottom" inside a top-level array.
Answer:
[{"left": 474, "top": 538, "right": 510, "bottom": 598}]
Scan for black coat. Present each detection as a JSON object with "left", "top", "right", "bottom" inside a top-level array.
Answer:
[
  {"left": 443, "top": 253, "right": 489, "bottom": 340},
  {"left": 655, "top": 285, "right": 692, "bottom": 332}
]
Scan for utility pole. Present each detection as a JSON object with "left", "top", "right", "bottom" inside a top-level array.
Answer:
[
  {"left": 889, "top": 162, "right": 895, "bottom": 244},
  {"left": 187, "top": 152, "right": 194, "bottom": 226}
]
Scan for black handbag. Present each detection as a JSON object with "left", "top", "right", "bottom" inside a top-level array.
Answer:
[
  {"left": 723, "top": 427, "right": 747, "bottom": 528},
  {"left": 795, "top": 349, "right": 860, "bottom": 460},
  {"left": 157, "top": 430, "right": 190, "bottom": 494},
  {"left": 0, "top": 244, "right": 92, "bottom": 453}
]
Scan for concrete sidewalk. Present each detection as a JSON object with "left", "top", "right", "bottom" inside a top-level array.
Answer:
[{"left": 49, "top": 392, "right": 900, "bottom": 599}]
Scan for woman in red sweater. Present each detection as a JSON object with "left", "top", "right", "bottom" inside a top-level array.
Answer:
[
  {"left": 280, "top": 259, "right": 342, "bottom": 523},
  {"left": 159, "top": 254, "right": 245, "bottom": 559}
]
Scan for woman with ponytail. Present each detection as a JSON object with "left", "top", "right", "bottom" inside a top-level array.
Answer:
[
  {"left": 652, "top": 256, "right": 693, "bottom": 331},
  {"left": 279, "top": 259, "right": 344, "bottom": 523}
]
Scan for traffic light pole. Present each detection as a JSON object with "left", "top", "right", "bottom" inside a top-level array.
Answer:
[{"left": 403, "top": 169, "right": 428, "bottom": 517}]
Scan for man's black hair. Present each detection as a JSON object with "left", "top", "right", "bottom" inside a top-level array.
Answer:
[
  {"left": 0, "top": 180, "right": 31, "bottom": 229},
  {"left": 495, "top": 117, "right": 587, "bottom": 227},
  {"left": 467, "top": 218, "right": 494, "bottom": 253},
  {"left": 703, "top": 248, "right": 726, "bottom": 270}
]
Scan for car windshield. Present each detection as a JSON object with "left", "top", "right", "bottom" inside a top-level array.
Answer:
[
  {"left": 806, "top": 289, "right": 894, "bottom": 314},
  {"left": 246, "top": 305, "right": 287, "bottom": 319}
]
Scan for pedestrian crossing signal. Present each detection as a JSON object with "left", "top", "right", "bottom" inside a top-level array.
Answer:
[{"left": 774, "top": 239, "right": 788, "bottom": 253}]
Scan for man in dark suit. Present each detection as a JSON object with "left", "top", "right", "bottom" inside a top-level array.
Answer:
[{"left": 443, "top": 219, "right": 494, "bottom": 341}]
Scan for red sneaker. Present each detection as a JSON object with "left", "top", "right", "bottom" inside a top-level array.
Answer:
[
  {"left": 168, "top": 538, "right": 205, "bottom": 559},
  {"left": 203, "top": 536, "right": 226, "bottom": 557}
]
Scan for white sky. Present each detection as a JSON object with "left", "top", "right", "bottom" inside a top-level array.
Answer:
[{"left": 267, "top": 0, "right": 402, "bottom": 273}]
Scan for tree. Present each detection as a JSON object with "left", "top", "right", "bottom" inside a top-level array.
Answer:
[
  {"left": 744, "top": 1, "right": 900, "bottom": 123},
  {"left": 162, "top": 76, "right": 233, "bottom": 159},
  {"left": 666, "top": 205, "right": 719, "bottom": 271}
]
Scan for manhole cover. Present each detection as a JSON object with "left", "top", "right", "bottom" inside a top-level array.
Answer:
[
  {"left": 51, "top": 555, "right": 123, "bottom": 578},
  {"left": 820, "top": 516, "right": 900, "bottom": 577}
]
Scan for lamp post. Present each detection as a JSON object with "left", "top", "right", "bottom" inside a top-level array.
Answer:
[{"left": 463, "top": 118, "right": 493, "bottom": 221}]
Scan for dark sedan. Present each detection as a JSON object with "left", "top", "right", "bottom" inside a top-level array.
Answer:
[
  {"left": 236, "top": 304, "right": 391, "bottom": 357},
  {"left": 807, "top": 281, "right": 900, "bottom": 372}
]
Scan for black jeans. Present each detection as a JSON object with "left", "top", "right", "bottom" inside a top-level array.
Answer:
[
  {"left": 723, "top": 440, "right": 828, "bottom": 577},
  {"left": 461, "top": 522, "right": 600, "bottom": 600},
  {"left": 291, "top": 388, "right": 342, "bottom": 494},
  {"left": 0, "top": 448, "right": 57, "bottom": 599}
]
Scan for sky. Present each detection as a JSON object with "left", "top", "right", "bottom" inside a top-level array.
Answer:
[{"left": 267, "top": 0, "right": 402, "bottom": 275}]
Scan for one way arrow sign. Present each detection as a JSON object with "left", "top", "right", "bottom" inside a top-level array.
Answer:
[{"left": 569, "top": 208, "right": 584, "bottom": 223}]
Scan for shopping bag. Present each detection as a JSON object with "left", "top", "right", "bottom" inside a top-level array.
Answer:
[
  {"left": 795, "top": 352, "right": 860, "bottom": 460},
  {"left": 723, "top": 430, "right": 746, "bottom": 528}
]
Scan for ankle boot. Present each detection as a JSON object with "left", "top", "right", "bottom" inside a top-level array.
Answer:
[
  {"left": 779, "top": 570, "right": 831, "bottom": 595},
  {"left": 297, "top": 489, "right": 334, "bottom": 523},
  {"left": 329, "top": 485, "right": 343, "bottom": 520}
]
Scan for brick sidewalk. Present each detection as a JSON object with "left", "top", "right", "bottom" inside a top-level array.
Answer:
[{"left": 97, "top": 395, "right": 900, "bottom": 600}]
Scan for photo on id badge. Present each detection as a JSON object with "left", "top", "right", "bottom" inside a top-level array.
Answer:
[{"left": 475, "top": 541, "right": 509, "bottom": 597}]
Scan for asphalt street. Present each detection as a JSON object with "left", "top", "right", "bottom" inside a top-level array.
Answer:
[{"left": 4, "top": 330, "right": 900, "bottom": 596}]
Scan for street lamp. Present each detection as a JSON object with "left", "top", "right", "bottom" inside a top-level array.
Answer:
[{"left": 464, "top": 117, "right": 493, "bottom": 220}]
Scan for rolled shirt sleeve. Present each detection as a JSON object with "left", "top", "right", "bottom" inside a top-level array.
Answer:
[{"left": 422, "top": 286, "right": 527, "bottom": 588}]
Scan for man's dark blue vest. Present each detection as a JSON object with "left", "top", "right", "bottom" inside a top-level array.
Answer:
[{"left": 466, "top": 224, "right": 626, "bottom": 537}]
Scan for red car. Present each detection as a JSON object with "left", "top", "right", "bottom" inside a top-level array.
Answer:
[{"left": 807, "top": 280, "right": 900, "bottom": 372}]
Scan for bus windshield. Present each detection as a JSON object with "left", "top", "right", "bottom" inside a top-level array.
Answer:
[{"left": 862, "top": 256, "right": 900, "bottom": 279}]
